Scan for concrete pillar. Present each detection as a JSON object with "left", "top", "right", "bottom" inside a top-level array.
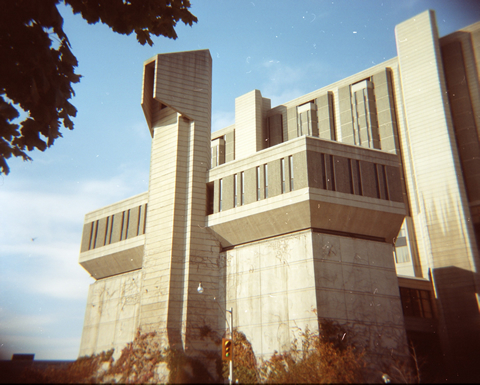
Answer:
[{"left": 396, "top": 11, "right": 480, "bottom": 380}]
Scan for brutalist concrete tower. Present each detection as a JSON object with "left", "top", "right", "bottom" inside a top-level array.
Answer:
[
  {"left": 77, "top": 11, "right": 480, "bottom": 382},
  {"left": 139, "top": 50, "right": 221, "bottom": 352},
  {"left": 395, "top": 11, "right": 480, "bottom": 378}
]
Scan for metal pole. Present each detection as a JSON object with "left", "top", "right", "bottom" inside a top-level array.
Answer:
[{"left": 229, "top": 307, "right": 233, "bottom": 385}]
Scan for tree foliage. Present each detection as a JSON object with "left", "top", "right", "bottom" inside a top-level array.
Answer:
[
  {"left": 0, "top": 0, "right": 197, "bottom": 174},
  {"left": 258, "top": 321, "right": 367, "bottom": 384},
  {"left": 222, "top": 329, "right": 260, "bottom": 384},
  {"left": 17, "top": 321, "right": 421, "bottom": 384}
]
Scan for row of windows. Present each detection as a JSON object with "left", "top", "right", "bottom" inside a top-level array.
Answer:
[
  {"left": 87, "top": 204, "right": 147, "bottom": 251},
  {"left": 218, "top": 156, "right": 294, "bottom": 212}
]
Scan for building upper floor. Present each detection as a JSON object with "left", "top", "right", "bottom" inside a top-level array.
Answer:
[
  {"left": 210, "top": 63, "right": 402, "bottom": 171},
  {"left": 78, "top": 13, "right": 480, "bottom": 281}
]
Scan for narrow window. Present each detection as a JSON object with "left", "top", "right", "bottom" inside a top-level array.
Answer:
[
  {"left": 241, "top": 172, "right": 245, "bottom": 205},
  {"left": 329, "top": 155, "right": 336, "bottom": 191},
  {"left": 297, "top": 113, "right": 303, "bottom": 137},
  {"left": 281, "top": 158, "right": 285, "bottom": 193},
  {"left": 206, "top": 183, "right": 214, "bottom": 215},
  {"left": 125, "top": 209, "right": 130, "bottom": 239},
  {"left": 104, "top": 217, "right": 110, "bottom": 246},
  {"left": 93, "top": 220, "right": 99, "bottom": 249},
  {"left": 256, "top": 166, "right": 261, "bottom": 201},
  {"left": 137, "top": 205, "right": 142, "bottom": 236},
  {"left": 307, "top": 110, "right": 312, "bottom": 136},
  {"left": 219, "top": 179, "right": 223, "bottom": 212},
  {"left": 143, "top": 204, "right": 148, "bottom": 234},
  {"left": 289, "top": 156, "right": 294, "bottom": 191},
  {"left": 109, "top": 215, "right": 114, "bottom": 244},
  {"left": 264, "top": 164, "right": 268, "bottom": 198},
  {"left": 234, "top": 174, "right": 238, "bottom": 207},
  {"left": 120, "top": 211, "right": 125, "bottom": 241},
  {"left": 88, "top": 222, "right": 95, "bottom": 250}
]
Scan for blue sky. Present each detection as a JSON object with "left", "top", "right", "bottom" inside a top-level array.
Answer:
[{"left": 1, "top": 0, "right": 479, "bottom": 361}]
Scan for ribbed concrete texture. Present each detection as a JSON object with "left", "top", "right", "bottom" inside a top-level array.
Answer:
[
  {"left": 78, "top": 11, "right": 480, "bottom": 382},
  {"left": 139, "top": 51, "right": 221, "bottom": 356},
  {"left": 396, "top": 11, "right": 480, "bottom": 379}
]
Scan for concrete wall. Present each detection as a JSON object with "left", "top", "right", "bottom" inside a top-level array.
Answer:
[
  {"left": 312, "top": 232, "right": 406, "bottom": 355},
  {"left": 223, "top": 230, "right": 407, "bottom": 360},
  {"left": 78, "top": 270, "right": 142, "bottom": 359}
]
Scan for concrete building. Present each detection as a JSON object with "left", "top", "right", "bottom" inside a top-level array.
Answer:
[{"left": 77, "top": 10, "right": 480, "bottom": 381}]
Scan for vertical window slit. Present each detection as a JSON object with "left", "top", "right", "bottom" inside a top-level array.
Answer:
[
  {"left": 357, "top": 160, "right": 363, "bottom": 196},
  {"left": 120, "top": 211, "right": 125, "bottom": 241},
  {"left": 264, "top": 164, "right": 268, "bottom": 198},
  {"left": 241, "top": 172, "right": 245, "bottom": 205},
  {"left": 143, "top": 204, "right": 148, "bottom": 234},
  {"left": 234, "top": 174, "right": 238, "bottom": 207},
  {"left": 104, "top": 217, "right": 109, "bottom": 246},
  {"left": 289, "top": 156, "right": 294, "bottom": 191},
  {"left": 109, "top": 215, "right": 114, "bottom": 244},
  {"left": 125, "top": 210, "right": 130, "bottom": 239},
  {"left": 88, "top": 222, "right": 94, "bottom": 250},
  {"left": 93, "top": 220, "right": 99, "bottom": 249},
  {"left": 256, "top": 166, "right": 261, "bottom": 200},
  {"left": 137, "top": 205, "right": 142, "bottom": 236},
  {"left": 219, "top": 179, "right": 223, "bottom": 212},
  {"left": 330, "top": 155, "right": 336, "bottom": 191}
]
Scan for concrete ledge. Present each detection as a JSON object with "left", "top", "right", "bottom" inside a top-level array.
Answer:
[
  {"left": 79, "top": 235, "right": 145, "bottom": 279},
  {"left": 207, "top": 188, "right": 405, "bottom": 247}
]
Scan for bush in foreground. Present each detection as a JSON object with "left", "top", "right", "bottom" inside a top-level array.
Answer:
[{"left": 19, "top": 319, "right": 420, "bottom": 383}]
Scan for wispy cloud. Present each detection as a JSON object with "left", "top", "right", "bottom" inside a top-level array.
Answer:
[
  {"left": 0, "top": 168, "right": 148, "bottom": 359},
  {"left": 257, "top": 59, "right": 343, "bottom": 107}
]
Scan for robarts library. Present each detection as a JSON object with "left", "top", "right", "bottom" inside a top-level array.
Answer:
[{"left": 76, "top": 10, "right": 480, "bottom": 381}]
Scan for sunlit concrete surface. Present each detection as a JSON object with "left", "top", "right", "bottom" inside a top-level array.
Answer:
[{"left": 77, "top": 10, "right": 480, "bottom": 381}]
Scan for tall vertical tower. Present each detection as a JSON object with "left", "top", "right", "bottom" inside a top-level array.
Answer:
[
  {"left": 139, "top": 50, "right": 220, "bottom": 352},
  {"left": 395, "top": 11, "right": 480, "bottom": 378}
]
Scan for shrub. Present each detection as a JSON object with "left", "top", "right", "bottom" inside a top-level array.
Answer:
[{"left": 258, "top": 321, "right": 366, "bottom": 384}]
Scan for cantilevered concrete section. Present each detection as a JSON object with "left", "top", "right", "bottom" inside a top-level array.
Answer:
[
  {"left": 207, "top": 136, "right": 405, "bottom": 248},
  {"left": 78, "top": 11, "right": 480, "bottom": 382}
]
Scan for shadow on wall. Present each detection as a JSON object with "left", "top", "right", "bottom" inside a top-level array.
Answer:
[{"left": 432, "top": 265, "right": 480, "bottom": 383}]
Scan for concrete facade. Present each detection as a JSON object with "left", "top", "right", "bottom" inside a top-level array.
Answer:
[{"left": 77, "top": 11, "right": 480, "bottom": 381}]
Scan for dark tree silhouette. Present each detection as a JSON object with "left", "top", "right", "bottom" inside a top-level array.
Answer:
[{"left": 0, "top": 0, "right": 197, "bottom": 174}]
